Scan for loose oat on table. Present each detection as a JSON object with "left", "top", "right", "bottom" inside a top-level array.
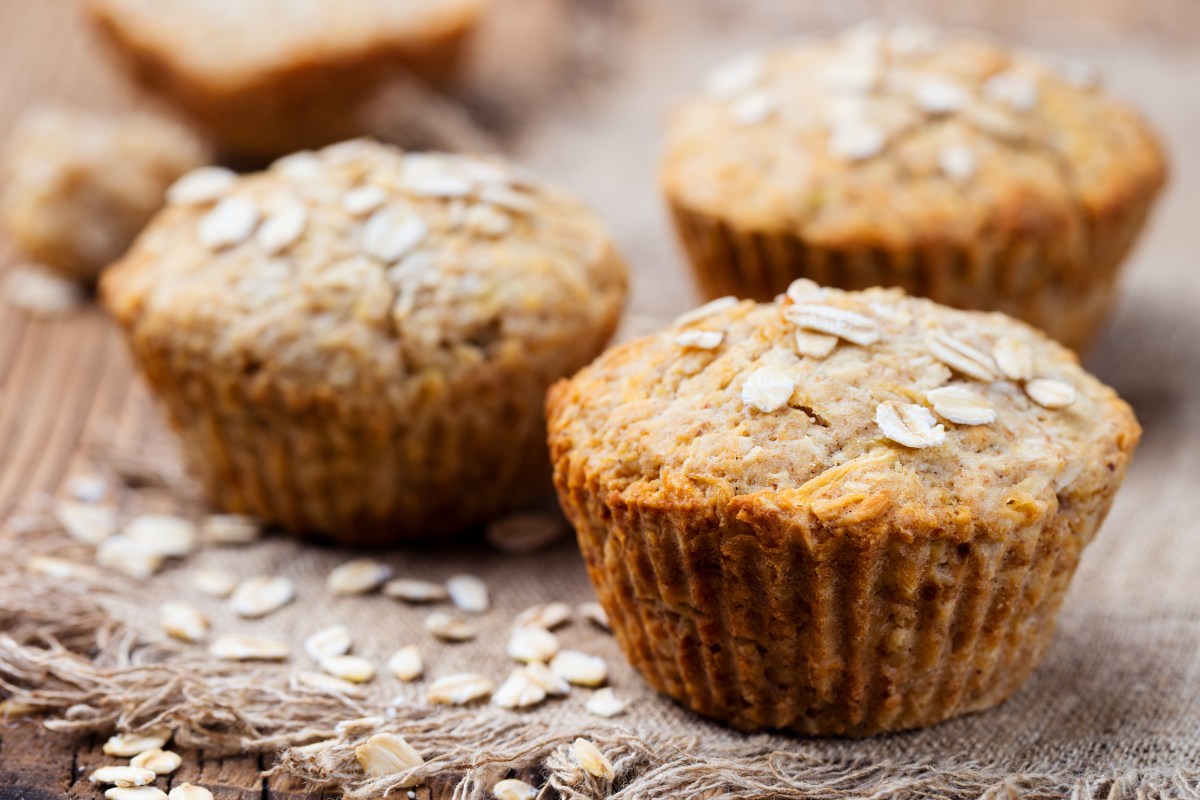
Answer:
[
  {"left": 384, "top": 578, "right": 449, "bottom": 603},
  {"left": 571, "top": 738, "right": 615, "bottom": 780},
  {"left": 485, "top": 513, "right": 566, "bottom": 554},
  {"left": 123, "top": 514, "right": 198, "bottom": 557},
  {"left": 585, "top": 687, "right": 628, "bottom": 718},
  {"left": 159, "top": 602, "right": 209, "bottom": 643},
  {"left": 319, "top": 655, "right": 376, "bottom": 683},
  {"left": 550, "top": 651, "right": 607, "bottom": 687},
  {"left": 53, "top": 500, "right": 116, "bottom": 545},
  {"left": 446, "top": 574, "right": 489, "bottom": 613},
  {"left": 190, "top": 568, "right": 238, "bottom": 598},
  {"left": 492, "top": 778, "right": 538, "bottom": 800},
  {"left": 514, "top": 601, "right": 573, "bottom": 630},
  {"left": 326, "top": 559, "right": 392, "bottom": 595},
  {"left": 89, "top": 766, "right": 157, "bottom": 787},
  {"left": 26, "top": 555, "right": 101, "bottom": 583},
  {"left": 96, "top": 537, "right": 164, "bottom": 579},
  {"left": 208, "top": 636, "right": 289, "bottom": 662},
  {"left": 427, "top": 673, "right": 494, "bottom": 705},
  {"left": 105, "top": 787, "right": 168, "bottom": 800},
  {"left": 387, "top": 645, "right": 423, "bottom": 682},
  {"left": 102, "top": 728, "right": 172, "bottom": 757},
  {"left": 130, "top": 749, "right": 182, "bottom": 776},
  {"left": 507, "top": 626, "right": 561, "bottom": 664},
  {"left": 424, "top": 611, "right": 476, "bottom": 642},
  {"left": 492, "top": 668, "right": 548, "bottom": 710},
  {"left": 304, "top": 624, "right": 353, "bottom": 661},
  {"left": 355, "top": 732, "right": 424, "bottom": 783},
  {"left": 231, "top": 575, "right": 295, "bottom": 618},
  {"left": 523, "top": 661, "right": 570, "bottom": 696},
  {"left": 296, "top": 670, "right": 365, "bottom": 699},
  {"left": 167, "top": 785, "right": 213, "bottom": 800}
]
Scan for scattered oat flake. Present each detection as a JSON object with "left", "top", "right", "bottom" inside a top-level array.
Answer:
[
  {"left": 168, "top": 784, "right": 214, "bottom": 800},
  {"left": 160, "top": 602, "right": 209, "bottom": 643},
  {"left": 4, "top": 267, "right": 83, "bottom": 318},
  {"left": 427, "top": 673, "right": 494, "bottom": 705},
  {"left": 27, "top": 555, "right": 101, "bottom": 582},
  {"left": 208, "top": 635, "right": 289, "bottom": 661},
  {"left": 507, "top": 626, "right": 561, "bottom": 664},
  {"left": 256, "top": 202, "right": 307, "bottom": 255},
  {"left": 586, "top": 688, "right": 628, "bottom": 718},
  {"left": 124, "top": 514, "right": 198, "bottom": 557},
  {"left": 388, "top": 645, "right": 423, "bottom": 682},
  {"left": 105, "top": 787, "right": 167, "bottom": 800},
  {"left": 938, "top": 144, "right": 977, "bottom": 183},
  {"left": 200, "top": 514, "right": 261, "bottom": 544},
  {"left": 342, "top": 185, "right": 389, "bottom": 216},
  {"left": 319, "top": 655, "right": 376, "bottom": 683},
  {"left": 1026, "top": 378, "right": 1076, "bottom": 409},
  {"left": 102, "top": 728, "right": 172, "bottom": 757},
  {"left": 741, "top": 365, "right": 795, "bottom": 413},
  {"left": 993, "top": 337, "right": 1035, "bottom": 382},
  {"left": 515, "top": 601, "right": 573, "bottom": 630},
  {"left": 927, "top": 330, "right": 997, "bottom": 381},
  {"left": 231, "top": 575, "right": 295, "bottom": 618},
  {"left": 304, "top": 624, "right": 352, "bottom": 660},
  {"left": 168, "top": 167, "right": 237, "bottom": 205},
  {"left": 130, "top": 749, "right": 182, "bottom": 776},
  {"left": 446, "top": 574, "right": 489, "bottom": 613},
  {"left": 336, "top": 716, "right": 385, "bottom": 736},
  {"left": 785, "top": 303, "right": 882, "bottom": 346},
  {"left": 384, "top": 577, "right": 449, "bottom": 603},
  {"left": 198, "top": 196, "right": 260, "bottom": 250},
  {"left": 492, "top": 668, "right": 547, "bottom": 710},
  {"left": 673, "top": 329, "right": 725, "bottom": 350},
  {"left": 927, "top": 385, "right": 996, "bottom": 426},
  {"left": 875, "top": 401, "right": 946, "bottom": 448},
  {"left": 356, "top": 732, "right": 424, "bottom": 783},
  {"left": 579, "top": 601, "right": 610, "bottom": 631},
  {"left": 327, "top": 559, "right": 392, "bottom": 595},
  {"left": 551, "top": 650, "right": 608, "bottom": 687},
  {"left": 362, "top": 208, "right": 427, "bottom": 263},
  {"left": 89, "top": 766, "right": 156, "bottom": 787},
  {"left": 795, "top": 330, "right": 838, "bottom": 359},
  {"left": 523, "top": 660, "right": 570, "bottom": 696},
  {"left": 485, "top": 513, "right": 565, "bottom": 554},
  {"left": 191, "top": 568, "right": 238, "bottom": 598},
  {"left": 571, "top": 738, "right": 615, "bottom": 780},
  {"left": 296, "top": 670, "right": 365, "bottom": 698},
  {"left": 96, "top": 536, "right": 164, "bottom": 579},
  {"left": 705, "top": 52, "right": 765, "bottom": 96},
  {"left": 425, "top": 611, "right": 476, "bottom": 641},
  {"left": 492, "top": 778, "right": 538, "bottom": 800},
  {"left": 673, "top": 296, "right": 739, "bottom": 327},
  {"left": 53, "top": 500, "right": 115, "bottom": 544}
]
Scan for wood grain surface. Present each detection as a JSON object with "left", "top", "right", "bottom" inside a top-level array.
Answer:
[{"left": 1, "top": 0, "right": 1196, "bottom": 797}]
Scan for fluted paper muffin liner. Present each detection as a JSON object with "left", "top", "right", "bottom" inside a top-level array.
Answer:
[
  {"left": 668, "top": 193, "right": 1158, "bottom": 353},
  {"left": 553, "top": 458, "right": 1125, "bottom": 736}
]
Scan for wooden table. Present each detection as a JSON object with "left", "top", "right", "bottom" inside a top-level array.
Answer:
[{"left": 1, "top": 0, "right": 1196, "bottom": 797}]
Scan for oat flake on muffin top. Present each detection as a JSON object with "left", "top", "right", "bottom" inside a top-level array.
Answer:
[{"left": 550, "top": 280, "right": 1139, "bottom": 539}]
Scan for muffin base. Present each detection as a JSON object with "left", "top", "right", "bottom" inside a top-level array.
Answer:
[
  {"left": 668, "top": 193, "right": 1158, "bottom": 353},
  {"left": 554, "top": 470, "right": 1122, "bottom": 736}
]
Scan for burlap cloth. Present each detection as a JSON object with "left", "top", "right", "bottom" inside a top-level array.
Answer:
[{"left": 3, "top": 1, "right": 1200, "bottom": 797}]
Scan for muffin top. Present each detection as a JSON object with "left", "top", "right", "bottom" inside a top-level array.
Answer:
[
  {"left": 103, "top": 139, "right": 626, "bottom": 404},
  {"left": 547, "top": 281, "right": 1139, "bottom": 540},
  {"left": 661, "top": 22, "right": 1165, "bottom": 243},
  {"left": 87, "top": 0, "right": 485, "bottom": 89}
]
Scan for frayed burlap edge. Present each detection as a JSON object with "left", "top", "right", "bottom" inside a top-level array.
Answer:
[{"left": 2, "top": 566, "right": 1197, "bottom": 800}]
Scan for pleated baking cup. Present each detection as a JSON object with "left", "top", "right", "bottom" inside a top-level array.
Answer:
[
  {"left": 668, "top": 192, "right": 1159, "bottom": 353},
  {"left": 129, "top": 341, "right": 554, "bottom": 546},
  {"left": 554, "top": 468, "right": 1124, "bottom": 736}
]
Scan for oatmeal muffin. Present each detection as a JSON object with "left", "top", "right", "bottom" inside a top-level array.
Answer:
[
  {"left": 661, "top": 23, "right": 1166, "bottom": 351},
  {"left": 0, "top": 106, "right": 209, "bottom": 282},
  {"left": 87, "top": 0, "right": 487, "bottom": 159},
  {"left": 103, "top": 139, "right": 626, "bottom": 545},
  {"left": 547, "top": 280, "right": 1139, "bottom": 735}
]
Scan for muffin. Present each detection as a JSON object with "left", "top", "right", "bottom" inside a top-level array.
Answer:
[
  {"left": 547, "top": 280, "right": 1139, "bottom": 735},
  {"left": 86, "top": 0, "right": 487, "bottom": 159},
  {"left": 660, "top": 23, "right": 1166, "bottom": 351},
  {"left": 102, "top": 139, "right": 627, "bottom": 545},
  {"left": 0, "top": 106, "right": 210, "bottom": 282}
]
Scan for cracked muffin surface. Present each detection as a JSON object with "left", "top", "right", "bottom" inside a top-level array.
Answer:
[
  {"left": 104, "top": 139, "right": 627, "bottom": 543},
  {"left": 661, "top": 23, "right": 1166, "bottom": 350},
  {"left": 547, "top": 282, "right": 1138, "bottom": 734}
]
